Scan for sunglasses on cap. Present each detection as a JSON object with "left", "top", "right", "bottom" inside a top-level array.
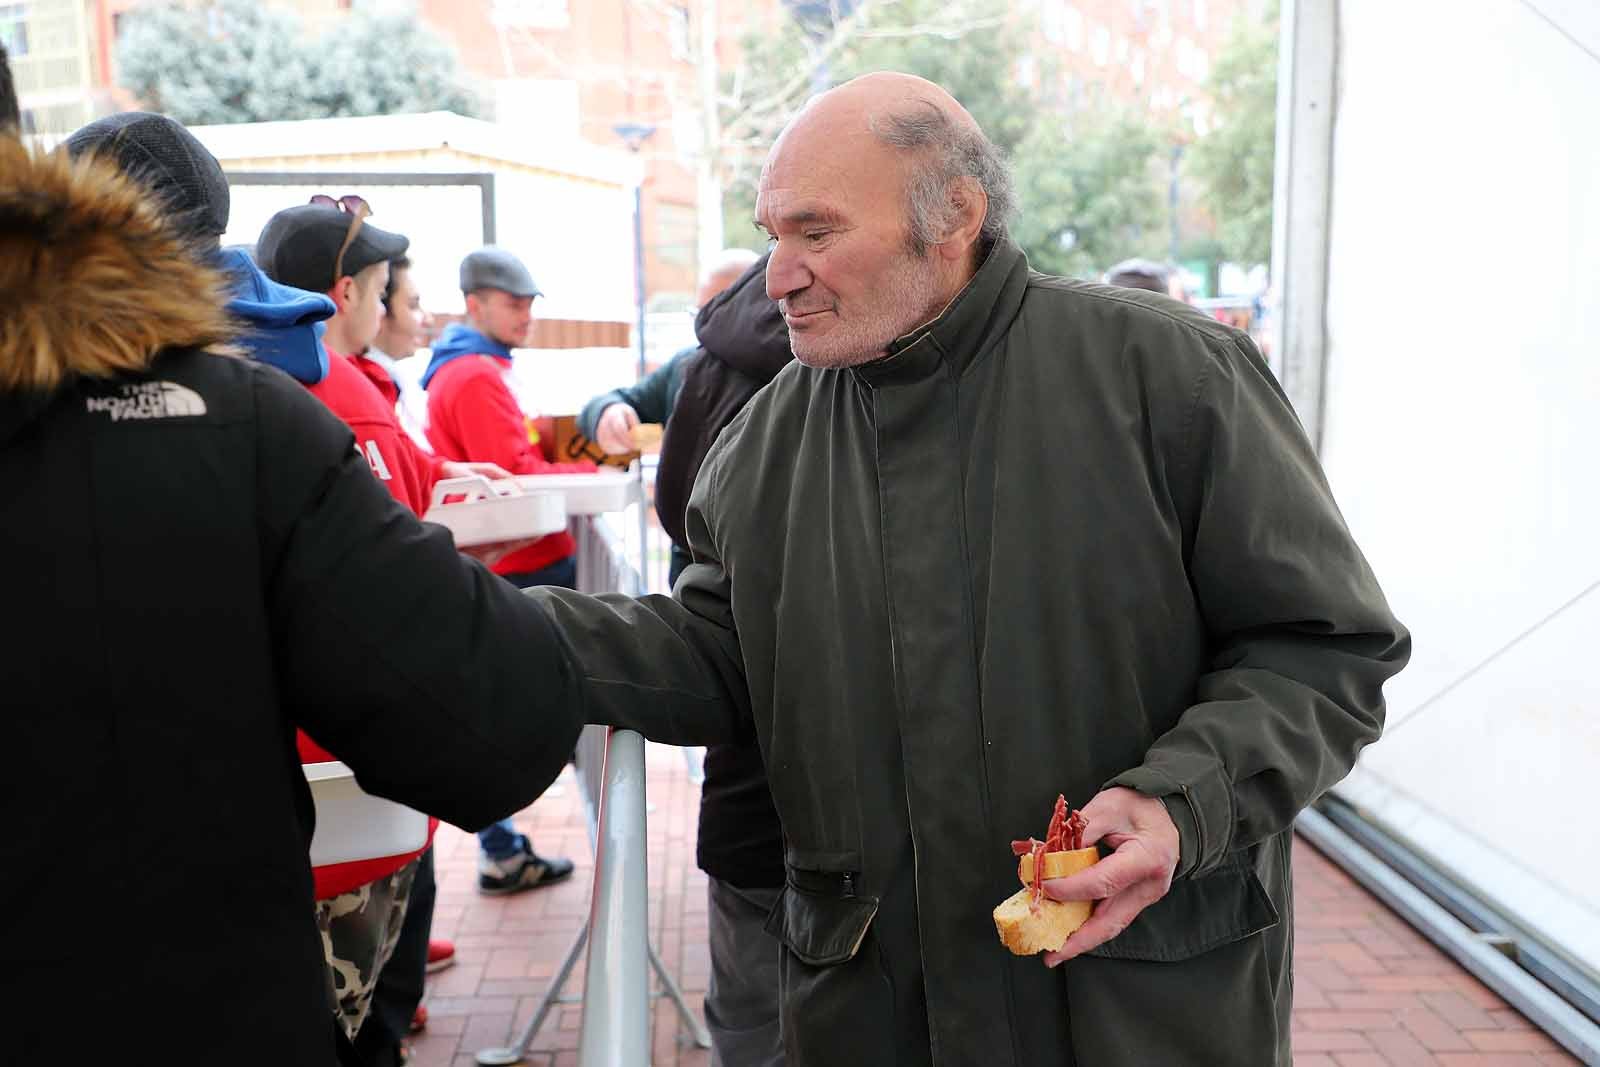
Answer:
[{"left": 309, "top": 194, "right": 373, "bottom": 289}]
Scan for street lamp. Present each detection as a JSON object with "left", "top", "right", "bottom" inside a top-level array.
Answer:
[
  {"left": 612, "top": 121, "right": 656, "bottom": 383},
  {"left": 613, "top": 121, "right": 657, "bottom": 591}
]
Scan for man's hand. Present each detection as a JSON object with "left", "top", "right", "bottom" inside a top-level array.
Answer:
[
  {"left": 594, "top": 403, "right": 640, "bottom": 455},
  {"left": 1039, "top": 786, "right": 1181, "bottom": 966},
  {"left": 441, "top": 460, "right": 514, "bottom": 482}
]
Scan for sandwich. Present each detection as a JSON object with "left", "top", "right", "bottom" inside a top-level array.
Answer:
[{"left": 993, "top": 794, "right": 1099, "bottom": 956}]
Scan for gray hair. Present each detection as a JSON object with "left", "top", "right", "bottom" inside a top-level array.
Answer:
[{"left": 869, "top": 99, "right": 1015, "bottom": 256}]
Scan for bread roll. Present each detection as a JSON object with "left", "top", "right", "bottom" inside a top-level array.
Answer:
[
  {"left": 1016, "top": 845, "right": 1098, "bottom": 886},
  {"left": 992, "top": 889, "right": 1093, "bottom": 955},
  {"left": 994, "top": 846, "right": 1099, "bottom": 955}
]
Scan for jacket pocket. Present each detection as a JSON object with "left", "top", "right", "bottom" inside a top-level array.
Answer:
[
  {"left": 767, "top": 874, "right": 899, "bottom": 1064},
  {"left": 764, "top": 875, "right": 880, "bottom": 967},
  {"left": 1086, "top": 854, "right": 1279, "bottom": 963}
]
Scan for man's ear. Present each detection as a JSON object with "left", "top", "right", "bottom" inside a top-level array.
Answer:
[
  {"left": 328, "top": 275, "right": 356, "bottom": 314},
  {"left": 936, "top": 176, "right": 988, "bottom": 263}
]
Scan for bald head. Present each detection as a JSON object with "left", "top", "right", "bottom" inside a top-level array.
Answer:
[
  {"left": 697, "top": 247, "right": 760, "bottom": 306},
  {"left": 795, "top": 71, "right": 980, "bottom": 137},
  {"left": 755, "top": 72, "right": 1013, "bottom": 368},
  {"left": 768, "top": 72, "right": 1013, "bottom": 258}
]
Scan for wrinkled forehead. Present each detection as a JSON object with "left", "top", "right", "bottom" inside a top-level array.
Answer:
[{"left": 756, "top": 116, "right": 900, "bottom": 227}]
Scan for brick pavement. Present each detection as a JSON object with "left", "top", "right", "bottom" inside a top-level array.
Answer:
[{"left": 405, "top": 745, "right": 1582, "bottom": 1066}]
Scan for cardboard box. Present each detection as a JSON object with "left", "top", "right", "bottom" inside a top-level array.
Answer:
[{"left": 536, "top": 413, "right": 639, "bottom": 469}]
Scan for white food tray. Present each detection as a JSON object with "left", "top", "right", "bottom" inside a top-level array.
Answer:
[
  {"left": 303, "top": 761, "right": 428, "bottom": 867},
  {"left": 513, "top": 470, "right": 641, "bottom": 514},
  {"left": 423, "top": 476, "right": 566, "bottom": 546}
]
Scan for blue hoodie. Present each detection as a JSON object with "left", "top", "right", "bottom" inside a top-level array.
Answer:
[
  {"left": 420, "top": 323, "right": 512, "bottom": 390},
  {"left": 219, "top": 247, "right": 337, "bottom": 385}
]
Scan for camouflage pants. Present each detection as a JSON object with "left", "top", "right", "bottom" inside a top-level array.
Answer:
[{"left": 314, "top": 858, "right": 419, "bottom": 1041}]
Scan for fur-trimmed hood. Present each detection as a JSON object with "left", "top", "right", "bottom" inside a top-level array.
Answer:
[{"left": 0, "top": 137, "right": 234, "bottom": 439}]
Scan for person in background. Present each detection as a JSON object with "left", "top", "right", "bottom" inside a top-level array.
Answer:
[
  {"left": 582, "top": 249, "right": 761, "bottom": 473},
  {"left": 1104, "top": 256, "right": 1172, "bottom": 294},
  {"left": 2, "top": 103, "right": 585, "bottom": 1063},
  {"left": 354, "top": 253, "right": 458, "bottom": 1057},
  {"left": 362, "top": 254, "right": 432, "bottom": 443},
  {"left": 420, "top": 246, "right": 593, "bottom": 897},
  {"left": 582, "top": 252, "right": 791, "bottom": 1066}
]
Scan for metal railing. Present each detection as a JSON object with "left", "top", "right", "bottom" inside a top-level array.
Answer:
[{"left": 476, "top": 512, "right": 709, "bottom": 1065}]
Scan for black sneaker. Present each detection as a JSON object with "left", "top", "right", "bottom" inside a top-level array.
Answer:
[{"left": 477, "top": 842, "right": 575, "bottom": 896}]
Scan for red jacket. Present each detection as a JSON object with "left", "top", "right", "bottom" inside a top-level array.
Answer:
[
  {"left": 352, "top": 352, "right": 401, "bottom": 408},
  {"left": 424, "top": 354, "right": 594, "bottom": 576},
  {"left": 312, "top": 352, "right": 446, "bottom": 518},
  {"left": 303, "top": 351, "right": 442, "bottom": 898}
]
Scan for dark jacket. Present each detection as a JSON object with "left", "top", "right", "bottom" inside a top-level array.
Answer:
[
  {"left": 527, "top": 239, "right": 1409, "bottom": 1065},
  {"left": 580, "top": 258, "right": 794, "bottom": 888},
  {"left": 1, "top": 139, "right": 583, "bottom": 1065},
  {"left": 578, "top": 347, "right": 690, "bottom": 442}
]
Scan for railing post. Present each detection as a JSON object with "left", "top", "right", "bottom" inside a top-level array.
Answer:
[{"left": 577, "top": 728, "right": 652, "bottom": 1065}]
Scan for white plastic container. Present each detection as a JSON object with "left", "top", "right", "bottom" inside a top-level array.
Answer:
[
  {"left": 302, "top": 761, "right": 429, "bottom": 867},
  {"left": 513, "top": 469, "right": 641, "bottom": 514},
  {"left": 422, "top": 476, "right": 566, "bottom": 546}
]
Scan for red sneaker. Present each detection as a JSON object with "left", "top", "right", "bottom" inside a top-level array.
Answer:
[
  {"left": 425, "top": 939, "right": 455, "bottom": 974},
  {"left": 409, "top": 1004, "right": 428, "bottom": 1034}
]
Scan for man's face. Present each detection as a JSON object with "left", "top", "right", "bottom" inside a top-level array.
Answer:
[
  {"left": 471, "top": 289, "right": 535, "bottom": 348},
  {"left": 336, "top": 260, "right": 389, "bottom": 353},
  {"left": 377, "top": 267, "right": 428, "bottom": 358},
  {"left": 756, "top": 125, "right": 947, "bottom": 369}
]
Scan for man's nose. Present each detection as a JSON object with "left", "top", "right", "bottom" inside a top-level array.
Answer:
[{"left": 765, "top": 239, "right": 811, "bottom": 301}]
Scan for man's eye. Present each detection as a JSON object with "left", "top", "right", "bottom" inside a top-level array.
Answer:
[{"left": 805, "top": 231, "right": 830, "bottom": 243}]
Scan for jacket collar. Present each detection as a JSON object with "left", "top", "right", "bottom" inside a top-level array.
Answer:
[{"left": 852, "top": 239, "right": 1030, "bottom": 389}]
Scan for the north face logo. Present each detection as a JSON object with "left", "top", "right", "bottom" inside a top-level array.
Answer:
[{"left": 85, "top": 381, "right": 208, "bottom": 421}]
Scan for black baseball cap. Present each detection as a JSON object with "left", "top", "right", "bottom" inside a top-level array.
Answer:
[
  {"left": 64, "top": 112, "right": 230, "bottom": 239},
  {"left": 256, "top": 204, "right": 409, "bottom": 294}
]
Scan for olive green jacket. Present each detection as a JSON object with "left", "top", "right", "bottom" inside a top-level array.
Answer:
[{"left": 529, "top": 240, "right": 1409, "bottom": 1065}]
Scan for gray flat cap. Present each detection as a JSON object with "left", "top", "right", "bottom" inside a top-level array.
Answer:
[{"left": 461, "top": 246, "right": 542, "bottom": 298}]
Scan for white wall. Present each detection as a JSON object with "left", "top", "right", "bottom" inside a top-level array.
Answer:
[
  {"left": 222, "top": 179, "right": 494, "bottom": 318},
  {"left": 491, "top": 170, "right": 636, "bottom": 324},
  {"left": 1318, "top": 0, "right": 1600, "bottom": 967}
]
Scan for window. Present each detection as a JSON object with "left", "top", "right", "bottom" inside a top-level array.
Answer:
[
  {"left": 1, "top": 3, "right": 29, "bottom": 58},
  {"left": 668, "top": 4, "right": 690, "bottom": 62},
  {"left": 1090, "top": 24, "right": 1110, "bottom": 67},
  {"left": 1040, "top": 0, "right": 1065, "bottom": 45},
  {"left": 1063, "top": 4, "right": 1084, "bottom": 51}
]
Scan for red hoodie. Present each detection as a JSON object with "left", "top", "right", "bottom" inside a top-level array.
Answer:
[
  {"left": 311, "top": 352, "right": 447, "bottom": 517},
  {"left": 302, "top": 350, "right": 441, "bottom": 898},
  {"left": 425, "top": 354, "right": 595, "bottom": 576}
]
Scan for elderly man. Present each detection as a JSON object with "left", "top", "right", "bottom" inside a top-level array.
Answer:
[{"left": 529, "top": 72, "right": 1408, "bottom": 1065}]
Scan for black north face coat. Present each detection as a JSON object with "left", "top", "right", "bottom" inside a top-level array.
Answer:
[
  {"left": 1, "top": 140, "right": 582, "bottom": 1064},
  {"left": 528, "top": 238, "right": 1409, "bottom": 1065}
]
